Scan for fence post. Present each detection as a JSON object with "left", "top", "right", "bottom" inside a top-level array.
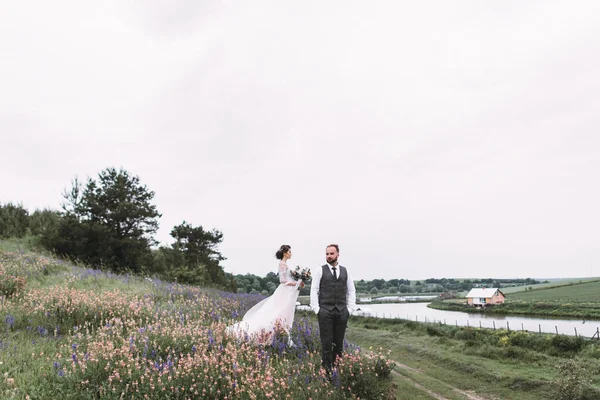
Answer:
[
  {"left": 507, "top": 321, "right": 510, "bottom": 331},
  {"left": 555, "top": 326, "right": 558, "bottom": 334},
  {"left": 479, "top": 321, "right": 482, "bottom": 328},
  {"left": 444, "top": 319, "right": 446, "bottom": 325},
  {"left": 493, "top": 321, "right": 495, "bottom": 330},
  {"left": 574, "top": 327, "right": 578, "bottom": 337},
  {"left": 467, "top": 320, "right": 469, "bottom": 328},
  {"left": 521, "top": 323, "right": 524, "bottom": 332},
  {"left": 539, "top": 324, "right": 541, "bottom": 334}
]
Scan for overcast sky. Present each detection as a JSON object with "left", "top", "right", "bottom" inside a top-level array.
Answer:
[{"left": 1, "top": 1, "right": 599, "bottom": 280}]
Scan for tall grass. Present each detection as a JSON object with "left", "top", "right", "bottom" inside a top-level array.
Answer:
[{"left": 0, "top": 244, "right": 395, "bottom": 399}]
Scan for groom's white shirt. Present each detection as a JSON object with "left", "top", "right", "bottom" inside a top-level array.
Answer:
[{"left": 309, "top": 263, "right": 357, "bottom": 314}]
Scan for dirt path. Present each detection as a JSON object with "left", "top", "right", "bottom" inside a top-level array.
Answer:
[
  {"left": 391, "top": 359, "right": 490, "bottom": 400},
  {"left": 391, "top": 368, "right": 448, "bottom": 400}
]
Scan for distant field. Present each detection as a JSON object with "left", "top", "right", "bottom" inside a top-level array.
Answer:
[
  {"left": 508, "top": 279, "right": 600, "bottom": 302},
  {"left": 500, "top": 277, "right": 600, "bottom": 294},
  {"left": 300, "top": 278, "right": 600, "bottom": 304}
]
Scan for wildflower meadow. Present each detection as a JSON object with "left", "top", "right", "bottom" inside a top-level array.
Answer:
[{"left": 0, "top": 247, "right": 395, "bottom": 399}]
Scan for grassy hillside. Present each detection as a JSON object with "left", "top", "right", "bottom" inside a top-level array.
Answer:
[
  {"left": 507, "top": 280, "right": 600, "bottom": 302},
  {"left": 0, "top": 241, "right": 395, "bottom": 399},
  {"left": 500, "top": 278, "right": 600, "bottom": 295}
]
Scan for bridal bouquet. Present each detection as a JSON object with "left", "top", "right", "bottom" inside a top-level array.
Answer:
[{"left": 291, "top": 266, "right": 311, "bottom": 290}]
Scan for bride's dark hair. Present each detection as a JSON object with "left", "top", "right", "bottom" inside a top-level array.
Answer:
[{"left": 275, "top": 245, "right": 291, "bottom": 260}]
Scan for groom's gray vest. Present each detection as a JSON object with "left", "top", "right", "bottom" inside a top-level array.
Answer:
[{"left": 318, "top": 264, "right": 348, "bottom": 312}]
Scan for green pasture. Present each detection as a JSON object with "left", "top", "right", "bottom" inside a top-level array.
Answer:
[
  {"left": 508, "top": 279, "right": 600, "bottom": 302},
  {"left": 500, "top": 277, "right": 600, "bottom": 295}
]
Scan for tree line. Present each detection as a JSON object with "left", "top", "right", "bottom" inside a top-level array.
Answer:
[
  {"left": 422, "top": 277, "right": 542, "bottom": 292},
  {"left": 233, "top": 274, "right": 542, "bottom": 297},
  {"left": 0, "top": 167, "right": 236, "bottom": 291}
]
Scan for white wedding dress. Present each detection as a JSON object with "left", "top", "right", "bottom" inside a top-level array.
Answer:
[{"left": 227, "top": 261, "right": 299, "bottom": 341}]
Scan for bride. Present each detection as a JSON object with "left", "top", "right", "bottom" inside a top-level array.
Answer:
[{"left": 227, "top": 245, "right": 303, "bottom": 341}]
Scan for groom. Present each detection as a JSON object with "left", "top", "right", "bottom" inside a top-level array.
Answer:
[{"left": 310, "top": 244, "right": 357, "bottom": 373}]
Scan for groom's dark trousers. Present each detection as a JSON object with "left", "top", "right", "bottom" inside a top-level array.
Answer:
[
  {"left": 317, "top": 264, "right": 350, "bottom": 372},
  {"left": 318, "top": 306, "right": 350, "bottom": 371}
]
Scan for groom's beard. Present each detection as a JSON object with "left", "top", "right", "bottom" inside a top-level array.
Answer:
[{"left": 327, "top": 257, "right": 338, "bottom": 265}]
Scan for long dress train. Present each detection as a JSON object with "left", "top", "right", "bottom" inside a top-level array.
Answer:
[{"left": 227, "top": 261, "right": 299, "bottom": 341}]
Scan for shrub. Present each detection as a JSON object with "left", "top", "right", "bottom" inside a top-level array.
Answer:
[
  {"left": 508, "top": 377, "right": 546, "bottom": 391},
  {"left": 426, "top": 325, "right": 446, "bottom": 337},
  {"left": 504, "top": 346, "right": 534, "bottom": 361},
  {"left": 337, "top": 350, "right": 396, "bottom": 399},
  {"left": 580, "top": 343, "right": 600, "bottom": 359},
  {"left": 508, "top": 331, "right": 547, "bottom": 352},
  {"left": 498, "top": 335, "right": 510, "bottom": 347},
  {"left": 551, "top": 335, "right": 584, "bottom": 354},
  {"left": 0, "top": 203, "right": 29, "bottom": 238},
  {"left": 554, "top": 358, "right": 592, "bottom": 400},
  {"left": 455, "top": 328, "right": 477, "bottom": 341}
]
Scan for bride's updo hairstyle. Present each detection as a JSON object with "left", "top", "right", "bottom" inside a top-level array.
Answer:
[{"left": 275, "top": 245, "right": 291, "bottom": 260}]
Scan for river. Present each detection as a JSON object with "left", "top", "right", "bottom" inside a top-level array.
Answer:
[{"left": 357, "top": 302, "right": 600, "bottom": 338}]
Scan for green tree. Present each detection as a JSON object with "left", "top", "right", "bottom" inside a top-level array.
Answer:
[
  {"left": 29, "top": 208, "right": 61, "bottom": 237},
  {"left": 226, "top": 274, "right": 238, "bottom": 293},
  {"left": 399, "top": 284, "right": 413, "bottom": 293},
  {"left": 63, "top": 170, "right": 160, "bottom": 241},
  {"left": 0, "top": 202, "right": 29, "bottom": 238},
  {"left": 251, "top": 277, "right": 263, "bottom": 292},
  {"left": 50, "top": 168, "right": 161, "bottom": 273},
  {"left": 151, "top": 245, "right": 207, "bottom": 284},
  {"left": 169, "top": 221, "right": 226, "bottom": 287},
  {"left": 371, "top": 279, "right": 385, "bottom": 289},
  {"left": 265, "top": 271, "right": 280, "bottom": 286},
  {"left": 234, "top": 274, "right": 262, "bottom": 294},
  {"left": 266, "top": 281, "right": 278, "bottom": 294}
]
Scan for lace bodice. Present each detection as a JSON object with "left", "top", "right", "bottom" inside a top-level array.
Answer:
[{"left": 278, "top": 261, "right": 293, "bottom": 284}]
